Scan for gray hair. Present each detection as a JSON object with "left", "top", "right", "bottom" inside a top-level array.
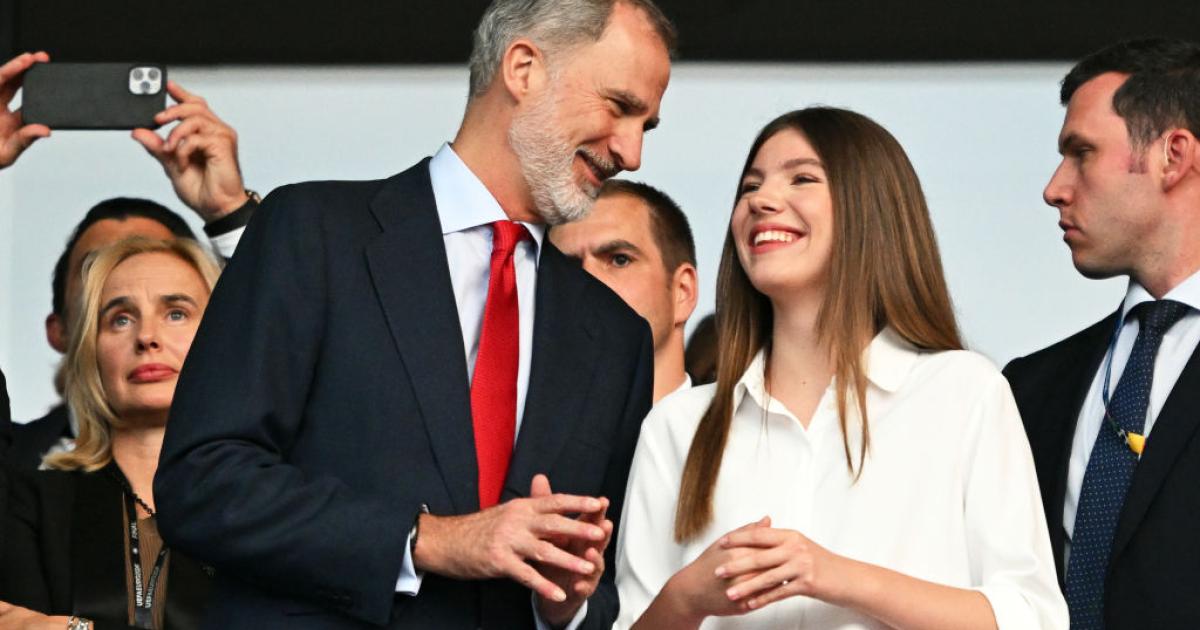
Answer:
[{"left": 468, "top": 0, "right": 677, "bottom": 97}]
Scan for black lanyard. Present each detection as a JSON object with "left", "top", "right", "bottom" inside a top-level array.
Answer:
[{"left": 111, "top": 469, "right": 169, "bottom": 629}]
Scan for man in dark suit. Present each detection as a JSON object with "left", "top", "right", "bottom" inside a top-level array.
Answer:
[
  {"left": 1004, "top": 38, "right": 1200, "bottom": 629},
  {"left": 154, "top": 1, "right": 675, "bottom": 628}
]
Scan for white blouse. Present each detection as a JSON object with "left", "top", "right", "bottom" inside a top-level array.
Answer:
[{"left": 615, "top": 328, "right": 1067, "bottom": 629}]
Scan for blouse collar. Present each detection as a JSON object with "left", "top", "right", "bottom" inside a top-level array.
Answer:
[{"left": 733, "top": 326, "right": 922, "bottom": 412}]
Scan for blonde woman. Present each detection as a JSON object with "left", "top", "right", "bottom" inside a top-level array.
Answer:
[
  {"left": 0, "top": 237, "right": 219, "bottom": 630},
  {"left": 615, "top": 108, "right": 1067, "bottom": 629}
]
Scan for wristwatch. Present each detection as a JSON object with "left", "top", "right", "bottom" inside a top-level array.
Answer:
[
  {"left": 410, "top": 503, "right": 431, "bottom": 551},
  {"left": 67, "top": 616, "right": 93, "bottom": 630}
]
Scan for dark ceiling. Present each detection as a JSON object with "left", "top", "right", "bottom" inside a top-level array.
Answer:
[{"left": 3, "top": 0, "right": 1198, "bottom": 64}]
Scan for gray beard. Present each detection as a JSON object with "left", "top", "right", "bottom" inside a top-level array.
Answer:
[{"left": 508, "top": 91, "right": 599, "bottom": 225}]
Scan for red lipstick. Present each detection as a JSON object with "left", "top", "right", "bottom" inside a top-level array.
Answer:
[{"left": 128, "top": 363, "right": 177, "bottom": 383}]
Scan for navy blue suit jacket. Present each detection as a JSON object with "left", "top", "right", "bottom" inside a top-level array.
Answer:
[
  {"left": 1004, "top": 310, "right": 1200, "bottom": 629},
  {"left": 155, "top": 160, "right": 654, "bottom": 628}
]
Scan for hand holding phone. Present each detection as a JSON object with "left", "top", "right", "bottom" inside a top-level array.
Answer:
[
  {"left": 0, "top": 51, "right": 52, "bottom": 170},
  {"left": 22, "top": 62, "right": 167, "bottom": 130},
  {"left": 132, "top": 81, "right": 250, "bottom": 221}
]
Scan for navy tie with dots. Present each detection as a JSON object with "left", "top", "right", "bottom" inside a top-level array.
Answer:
[{"left": 1065, "top": 299, "right": 1191, "bottom": 629}]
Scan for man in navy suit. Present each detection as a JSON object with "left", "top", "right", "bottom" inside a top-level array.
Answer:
[
  {"left": 155, "top": 1, "right": 675, "bottom": 628},
  {"left": 1004, "top": 38, "right": 1200, "bottom": 629}
]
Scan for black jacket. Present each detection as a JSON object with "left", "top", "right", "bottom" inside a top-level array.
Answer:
[
  {"left": 1, "top": 466, "right": 212, "bottom": 629},
  {"left": 9, "top": 403, "right": 71, "bottom": 472}
]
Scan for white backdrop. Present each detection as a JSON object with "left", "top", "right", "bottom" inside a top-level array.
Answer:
[{"left": 0, "top": 62, "right": 1125, "bottom": 421}]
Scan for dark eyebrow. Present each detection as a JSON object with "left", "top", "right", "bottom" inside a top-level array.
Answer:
[
  {"left": 1059, "top": 132, "right": 1085, "bottom": 155},
  {"left": 743, "top": 157, "right": 824, "bottom": 180},
  {"left": 593, "top": 239, "right": 643, "bottom": 258},
  {"left": 782, "top": 157, "right": 824, "bottom": 170},
  {"left": 603, "top": 88, "right": 659, "bottom": 132},
  {"left": 99, "top": 296, "right": 133, "bottom": 319}
]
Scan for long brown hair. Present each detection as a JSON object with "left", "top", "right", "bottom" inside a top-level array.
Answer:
[{"left": 674, "top": 108, "right": 963, "bottom": 542}]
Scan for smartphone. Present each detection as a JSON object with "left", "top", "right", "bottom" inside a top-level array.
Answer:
[{"left": 22, "top": 63, "right": 167, "bottom": 130}]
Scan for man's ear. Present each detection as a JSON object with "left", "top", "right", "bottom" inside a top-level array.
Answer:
[
  {"left": 1161, "top": 129, "right": 1197, "bottom": 191},
  {"left": 500, "top": 38, "right": 549, "bottom": 104},
  {"left": 46, "top": 312, "right": 67, "bottom": 354},
  {"left": 671, "top": 263, "right": 699, "bottom": 328}
]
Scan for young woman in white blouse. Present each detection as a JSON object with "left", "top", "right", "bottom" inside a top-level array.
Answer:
[{"left": 614, "top": 108, "right": 1067, "bottom": 629}]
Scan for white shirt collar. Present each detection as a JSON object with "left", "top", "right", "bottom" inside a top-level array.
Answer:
[
  {"left": 428, "top": 143, "right": 546, "bottom": 252},
  {"left": 733, "top": 326, "right": 920, "bottom": 412},
  {"left": 672, "top": 374, "right": 693, "bottom": 396},
  {"left": 1122, "top": 267, "right": 1200, "bottom": 320}
]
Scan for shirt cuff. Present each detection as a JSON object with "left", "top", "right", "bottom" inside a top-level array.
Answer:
[
  {"left": 207, "top": 227, "right": 246, "bottom": 260},
  {"left": 975, "top": 584, "right": 1059, "bottom": 630},
  {"left": 394, "top": 527, "right": 424, "bottom": 595},
  {"left": 531, "top": 593, "right": 588, "bottom": 630}
]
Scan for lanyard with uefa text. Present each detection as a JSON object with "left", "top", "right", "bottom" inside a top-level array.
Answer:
[{"left": 110, "top": 468, "right": 170, "bottom": 629}]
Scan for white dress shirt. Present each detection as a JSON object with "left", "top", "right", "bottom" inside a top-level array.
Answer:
[
  {"left": 208, "top": 228, "right": 245, "bottom": 260},
  {"left": 395, "top": 145, "right": 586, "bottom": 630},
  {"left": 667, "top": 374, "right": 693, "bottom": 399},
  {"left": 1062, "top": 269, "right": 1200, "bottom": 563},
  {"left": 616, "top": 328, "right": 1067, "bottom": 629},
  {"left": 396, "top": 143, "right": 543, "bottom": 593}
]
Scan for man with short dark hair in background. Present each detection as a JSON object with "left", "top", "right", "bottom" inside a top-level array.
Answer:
[
  {"left": 154, "top": 0, "right": 675, "bottom": 627},
  {"left": 550, "top": 180, "right": 698, "bottom": 402},
  {"left": 1004, "top": 38, "right": 1200, "bottom": 629}
]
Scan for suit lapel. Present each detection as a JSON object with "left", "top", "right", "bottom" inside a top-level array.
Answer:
[
  {"left": 364, "top": 159, "right": 479, "bottom": 514},
  {"left": 502, "top": 245, "right": 600, "bottom": 500},
  {"left": 1037, "top": 311, "right": 1117, "bottom": 582},
  {"left": 1112, "top": 340, "right": 1200, "bottom": 560},
  {"left": 70, "top": 469, "right": 129, "bottom": 623}
]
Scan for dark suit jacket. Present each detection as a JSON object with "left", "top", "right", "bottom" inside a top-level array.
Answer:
[
  {"left": 0, "top": 466, "right": 212, "bottom": 629},
  {"left": 9, "top": 403, "right": 71, "bottom": 472},
  {"left": 155, "top": 160, "right": 654, "bottom": 629},
  {"left": 1004, "top": 310, "right": 1200, "bottom": 629}
]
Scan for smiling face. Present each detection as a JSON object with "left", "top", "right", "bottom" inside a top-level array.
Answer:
[
  {"left": 509, "top": 2, "right": 671, "bottom": 224},
  {"left": 1044, "top": 71, "right": 1166, "bottom": 280},
  {"left": 95, "top": 252, "right": 210, "bottom": 426},
  {"left": 731, "top": 128, "right": 835, "bottom": 304}
]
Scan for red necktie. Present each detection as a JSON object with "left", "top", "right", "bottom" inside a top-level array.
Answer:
[{"left": 472, "top": 221, "right": 530, "bottom": 509}]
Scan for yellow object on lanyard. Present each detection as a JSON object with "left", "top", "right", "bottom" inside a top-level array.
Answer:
[
  {"left": 1100, "top": 312, "right": 1148, "bottom": 458},
  {"left": 1125, "top": 431, "right": 1146, "bottom": 456}
]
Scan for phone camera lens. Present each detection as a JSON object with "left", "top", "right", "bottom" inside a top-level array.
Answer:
[
  {"left": 148, "top": 68, "right": 160, "bottom": 80},
  {"left": 132, "top": 69, "right": 144, "bottom": 81},
  {"left": 140, "top": 81, "right": 152, "bottom": 93}
]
